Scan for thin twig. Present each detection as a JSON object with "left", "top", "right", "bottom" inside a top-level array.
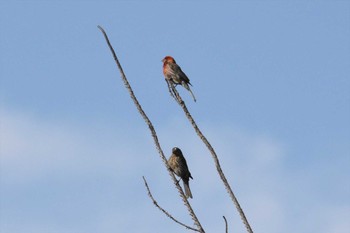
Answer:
[
  {"left": 170, "top": 86, "right": 253, "bottom": 233},
  {"left": 166, "top": 80, "right": 177, "bottom": 101},
  {"left": 223, "top": 216, "right": 228, "bottom": 233},
  {"left": 97, "top": 25, "right": 205, "bottom": 233},
  {"left": 143, "top": 176, "right": 200, "bottom": 232}
]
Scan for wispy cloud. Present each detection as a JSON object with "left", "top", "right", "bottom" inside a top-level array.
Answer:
[{"left": 1, "top": 107, "right": 348, "bottom": 233}]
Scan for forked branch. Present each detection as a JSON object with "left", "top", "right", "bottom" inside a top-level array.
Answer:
[
  {"left": 97, "top": 25, "right": 205, "bottom": 233},
  {"left": 143, "top": 176, "right": 200, "bottom": 232}
]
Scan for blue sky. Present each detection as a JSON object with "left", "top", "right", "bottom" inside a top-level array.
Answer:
[{"left": 1, "top": 1, "right": 349, "bottom": 233}]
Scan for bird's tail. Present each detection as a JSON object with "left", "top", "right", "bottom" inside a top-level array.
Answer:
[
  {"left": 182, "top": 82, "right": 197, "bottom": 102},
  {"left": 183, "top": 180, "right": 193, "bottom": 199}
]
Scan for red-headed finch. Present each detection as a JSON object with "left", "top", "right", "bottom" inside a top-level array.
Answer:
[
  {"left": 162, "top": 56, "right": 196, "bottom": 102},
  {"left": 168, "top": 147, "right": 193, "bottom": 199}
]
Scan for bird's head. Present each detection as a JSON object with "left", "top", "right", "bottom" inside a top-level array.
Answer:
[
  {"left": 172, "top": 147, "right": 182, "bottom": 155},
  {"left": 162, "top": 56, "right": 176, "bottom": 64}
]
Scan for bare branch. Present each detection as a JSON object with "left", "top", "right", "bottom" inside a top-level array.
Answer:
[
  {"left": 165, "top": 79, "right": 177, "bottom": 101},
  {"left": 223, "top": 216, "right": 228, "bottom": 233},
  {"left": 170, "top": 86, "right": 254, "bottom": 233},
  {"left": 97, "top": 25, "right": 205, "bottom": 233},
  {"left": 143, "top": 176, "right": 200, "bottom": 232}
]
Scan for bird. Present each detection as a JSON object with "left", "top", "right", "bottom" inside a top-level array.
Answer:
[
  {"left": 168, "top": 147, "right": 193, "bottom": 199},
  {"left": 162, "top": 56, "right": 197, "bottom": 102}
]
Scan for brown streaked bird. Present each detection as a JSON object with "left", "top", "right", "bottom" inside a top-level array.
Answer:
[
  {"left": 162, "top": 56, "right": 197, "bottom": 102},
  {"left": 168, "top": 147, "right": 193, "bottom": 199}
]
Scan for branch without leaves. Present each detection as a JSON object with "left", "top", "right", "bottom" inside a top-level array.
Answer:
[
  {"left": 97, "top": 25, "right": 205, "bottom": 233},
  {"left": 170, "top": 81, "right": 253, "bottom": 233},
  {"left": 223, "top": 216, "right": 228, "bottom": 233},
  {"left": 143, "top": 176, "right": 200, "bottom": 232}
]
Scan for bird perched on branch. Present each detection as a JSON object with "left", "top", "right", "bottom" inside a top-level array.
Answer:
[
  {"left": 168, "top": 147, "right": 193, "bottom": 199},
  {"left": 162, "top": 56, "right": 196, "bottom": 102}
]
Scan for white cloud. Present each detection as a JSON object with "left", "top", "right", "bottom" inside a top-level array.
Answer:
[
  {"left": 0, "top": 107, "right": 348, "bottom": 233},
  {"left": 0, "top": 107, "right": 152, "bottom": 186}
]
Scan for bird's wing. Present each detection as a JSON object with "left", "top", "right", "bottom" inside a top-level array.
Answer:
[
  {"left": 170, "top": 63, "right": 191, "bottom": 84},
  {"left": 181, "top": 156, "right": 193, "bottom": 179}
]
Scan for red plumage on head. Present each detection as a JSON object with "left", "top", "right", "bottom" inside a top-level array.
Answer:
[{"left": 162, "top": 56, "right": 176, "bottom": 64}]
